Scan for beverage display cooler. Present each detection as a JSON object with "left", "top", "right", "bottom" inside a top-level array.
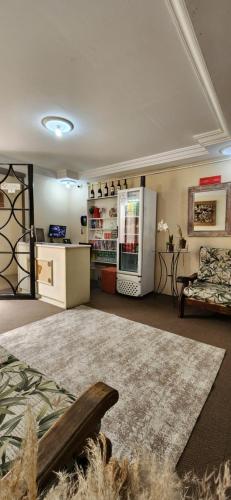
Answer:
[{"left": 117, "top": 187, "right": 157, "bottom": 297}]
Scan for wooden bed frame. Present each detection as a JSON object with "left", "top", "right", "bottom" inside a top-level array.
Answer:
[{"left": 37, "top": 381, "right": 119, "bottom": 489}]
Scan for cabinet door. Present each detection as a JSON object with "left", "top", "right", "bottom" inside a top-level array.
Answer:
[{"left": 118, "top": 189, "right": 143, "bottom": 274}]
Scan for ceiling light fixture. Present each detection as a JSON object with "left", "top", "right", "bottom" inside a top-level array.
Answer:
[
  {"left": 56, "top": 169, "right": 82, "bottom": 189},
  {"left": 58, "top": 178, "right": 82, "bottom": 189},
  {"left": 41, "top": 116, "right": 74, "bottom": 137},
  {"left": 220, "top": 146, "right": 231, "bottom": 156}
]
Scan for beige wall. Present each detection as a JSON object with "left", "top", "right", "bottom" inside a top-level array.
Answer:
[{"left": 95, "top": 159, "right": 231, "bottom": 294}]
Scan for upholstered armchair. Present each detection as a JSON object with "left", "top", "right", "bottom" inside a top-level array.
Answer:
[{"left": 177, "top": 246, "right": 231, "bottom": 318}]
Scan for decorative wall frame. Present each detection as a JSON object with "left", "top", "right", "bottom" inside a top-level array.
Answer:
[{"left": 188, "top": 182, "right": 231, "bottom": 236}]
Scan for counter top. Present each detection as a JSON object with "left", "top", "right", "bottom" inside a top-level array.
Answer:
[{"left": 36, "top": 243, "right": 91, "bottom": 249}]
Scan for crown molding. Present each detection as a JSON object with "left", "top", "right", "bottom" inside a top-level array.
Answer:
[
  {"left": 82, "top": 155, "right": 231, "bottom": 182},
  {"left": 166, "top": 0, "right": 228, "bottom": 135},
  {"left": 194, "top": 129, "right": 231, "bottom": 147},
  {"left": 81, "top": 143, "right": 208, "bottom": 179}
]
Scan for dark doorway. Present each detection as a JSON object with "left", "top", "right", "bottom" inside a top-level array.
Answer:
[{"left": 0, "top": 164, "right": 35, "bottom": 299}]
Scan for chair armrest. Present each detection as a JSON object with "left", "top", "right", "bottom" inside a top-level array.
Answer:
[
  {"left": 37, "top": 381, "right": 119, "bottom": 489},
  {"left": 176, "top": 273, "right": 198, "bottom": 285}
]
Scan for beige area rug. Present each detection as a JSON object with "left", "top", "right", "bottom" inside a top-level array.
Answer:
[{"left": 0, "top": 306, "right": 225, "bottom": 465}]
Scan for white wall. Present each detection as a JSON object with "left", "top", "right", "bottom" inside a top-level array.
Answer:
[
  {"left": 67, "top": 183, "right": 88, "bottom": 243},
  {"left": 33, "top": 172, "right": 88, "bottom": 243},
  {"left": 33, "top": 173, "right": 70, "bottom": 240}
]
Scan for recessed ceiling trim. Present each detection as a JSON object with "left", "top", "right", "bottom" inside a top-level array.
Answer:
[
  {"left": 194, "top": 129, "right": 231, "bottom": 147},
  {"left": 166, "top": 0, "right": 228, "bottom": 136},
  {"left": 82, "top": 143, "right": 208, "bottom": 178}
]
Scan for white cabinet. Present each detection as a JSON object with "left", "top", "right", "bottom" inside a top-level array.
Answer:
[{"left": 36, "top": 244, "right": 91, "bottom": 309}]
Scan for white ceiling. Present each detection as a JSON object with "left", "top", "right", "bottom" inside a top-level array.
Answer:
[
  {"left": 0, "top": 0, "right": 230, "bottom": 177},
  {"left": 185, "top": 0, "right": 231, "bottom": 128}
]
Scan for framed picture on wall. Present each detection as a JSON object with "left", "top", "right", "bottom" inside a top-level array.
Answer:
[
  {"left": 188, "top": 182, "right": 231, "bottom": 236},
  {"left": 193, "top": 200, "right": 217, "bottom": 226}
]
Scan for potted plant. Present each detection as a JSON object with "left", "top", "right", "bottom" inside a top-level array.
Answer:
[
  {"left": 177, "top": 225, "right": 187, "bottom": 250},
  {"left": 158, "top": 220, "right": 174, "bottom": 252}
]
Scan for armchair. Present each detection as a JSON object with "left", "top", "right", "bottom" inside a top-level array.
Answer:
[{"left": 177, "top": 246, "right": 231, "bottom": 318}]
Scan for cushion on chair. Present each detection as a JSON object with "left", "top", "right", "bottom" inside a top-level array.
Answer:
[
  {"left": 0, "top": 346, "right": 76, "bottom": 477},
  {"left": 184, "top": 280, "right": 231, "bottom": 307},
  {"left": 197, "top": 247, "right": 231, "bottom": 286}
]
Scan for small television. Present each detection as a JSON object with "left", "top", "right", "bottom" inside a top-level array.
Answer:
[{"left": 49, "top": 225, "right": 66, "bottom": 238}]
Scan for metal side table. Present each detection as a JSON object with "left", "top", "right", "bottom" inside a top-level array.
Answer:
[{"left": 155, "top": 250, "right": 189, "bottom": 298}]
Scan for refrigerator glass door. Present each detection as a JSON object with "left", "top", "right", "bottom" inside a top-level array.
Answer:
[{"left": 118, "top": 189, "right": 141, "bottom": 274}]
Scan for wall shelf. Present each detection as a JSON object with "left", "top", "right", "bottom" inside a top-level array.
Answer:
[
  {"left": 93, "top": 249, "right": 116, "bottom": 253},
  {"left": 87, "top": 195, "right": 117, "bottom": 201},
  {"left": 89, "top": 217, "right": 117, "bottom": 220},
  {"left": 90, "top": 238, "right": 117, "bottom": 241}
]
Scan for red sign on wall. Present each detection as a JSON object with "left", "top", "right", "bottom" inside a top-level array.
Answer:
[{"left": 199, "top": 175, "right": 221, "bottom": 186}]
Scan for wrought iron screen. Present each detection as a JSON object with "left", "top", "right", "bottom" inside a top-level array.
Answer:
[{"left": 0, "top": 164, "right": 35, "bottom": 298}]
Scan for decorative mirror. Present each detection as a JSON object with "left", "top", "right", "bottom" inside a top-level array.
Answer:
[{"left": 188, "top": 182, "right": 231, "bottom": 236}]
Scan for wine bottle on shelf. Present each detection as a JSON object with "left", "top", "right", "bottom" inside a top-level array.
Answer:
[
  {"left": 117, "top": 180, "right": 121, "bottom": 192},
  {"left": 104, "top": 182, "right": 108, "bottom": 197},
  {"left": 90, "top": 184, "right": 95, "bottom": 198},
  {"left": 110, "top": 181, "right": 115, "bottom": 196},
  {"left": 123, "top": 179, "right": 128, "bottom": 190},
  {"left": 98, "top": 183, "right": 102, "bottom": 198}
]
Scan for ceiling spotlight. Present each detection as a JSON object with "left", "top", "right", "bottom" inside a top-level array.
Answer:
[
  {"left": 220, "top": 146, "right": 231, "bottom": 156},
  {"left": 41, "top": 116, "right": 74, "bottom": 137}
]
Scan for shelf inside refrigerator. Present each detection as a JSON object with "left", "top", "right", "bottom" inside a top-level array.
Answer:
[
  {"left": 119, "top": 252, "right": 138, "bottom": 273},
  {"left": 92, "top": 260, "right": 117, "bottom": 265},
  {"left": 121, "top": 252, "right": 138, "bottom": 255}
]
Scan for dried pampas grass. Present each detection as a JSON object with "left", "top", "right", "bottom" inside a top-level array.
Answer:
[
  {"left": 45, "top": 436, "right": 181, "bottom": 500},
  {"left": 0, "top": 410, "right": 231, "bottom": 500},
  {"left": 0, "top": 407, "right": 38, "bottom": 500}
]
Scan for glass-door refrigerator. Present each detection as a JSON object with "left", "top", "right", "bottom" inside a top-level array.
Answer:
[{"left": 117, "top": 187, "right": 156, "bottom": 296}]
